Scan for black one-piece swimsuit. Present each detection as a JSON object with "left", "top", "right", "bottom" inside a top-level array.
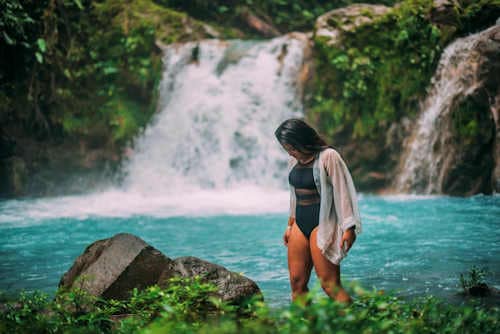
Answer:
[{"left": 288, "top": 158, "right": 320, "bottom": 239}]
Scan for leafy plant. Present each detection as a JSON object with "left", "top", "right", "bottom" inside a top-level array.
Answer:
[
  {"left": 459, "top": 265, "right": 489, "bottom": 293},
  {"left": 312, "top": 0, "right": 443, "bottom": 140},
  {"left": 1, "top": 279, "right": 500, "bottom": 334}
]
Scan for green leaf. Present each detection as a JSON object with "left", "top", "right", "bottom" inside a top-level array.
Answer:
[
  {"left": 103, "top": 66, "right": 118, "bottom": 75},
  {"left": 37, "top": 38, "right": 46, "bottom": 53},
  {"left": 35, "top": 52, "right": 43, "bottom": 63},
  {"left": 3, "top": 32, "right": 15, "bottom": 45},
  {"left": 73, "top": 0, "right": 84, "bottom": 10},
  {"left": 217, "top": 6, "right": 228, "bottom": 14}
]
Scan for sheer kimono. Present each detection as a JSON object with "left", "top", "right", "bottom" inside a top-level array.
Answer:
[{"left": 288, "top": 147, "right": 362, "bottom": 265}]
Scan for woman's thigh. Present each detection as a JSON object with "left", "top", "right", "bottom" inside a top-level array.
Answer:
[
  {"left": 287, "top": 223, "right": 313, "bottom": 284},
  {"left": 309, "top": 227, "right": 341, "bottom": 285}
]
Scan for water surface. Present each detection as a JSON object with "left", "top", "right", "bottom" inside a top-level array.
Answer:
[{"left": 1, "top": 193, "right": 498, "bottom": 307}]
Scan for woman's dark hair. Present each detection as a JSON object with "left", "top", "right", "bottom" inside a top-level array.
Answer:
[{"left": 274, "top": 118, "right": 329, "bottom": 154}]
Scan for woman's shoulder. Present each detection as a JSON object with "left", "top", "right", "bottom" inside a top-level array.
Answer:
[
  {"left": 320, "top": 147, "right": 341, "bottom": 161},
  {"left": 320, "top": 147, "right": 350, "bottom": 173}
]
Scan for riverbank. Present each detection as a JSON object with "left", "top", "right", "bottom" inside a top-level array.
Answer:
[{"left": 1, "top": 277, "right": 499, "bottom": 334}]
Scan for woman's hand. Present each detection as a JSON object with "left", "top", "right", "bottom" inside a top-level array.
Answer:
[
  {"left": 284, "top": 217, "right": 295, "bottom": 247},
  {"left": 283, "top": 226, "right": 292, "bottom": 246},
  {"left": 341, "top": 227, "right": 356, "bottom": 253}
]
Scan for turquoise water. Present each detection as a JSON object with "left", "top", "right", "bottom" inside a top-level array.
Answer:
[{"left": 0, "top": 194, "right": 499, "bottom": 307}]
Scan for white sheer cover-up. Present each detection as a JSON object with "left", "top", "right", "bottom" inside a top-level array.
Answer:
[{"left": 288, "top": 147, "right": 362, "bottom": 265}]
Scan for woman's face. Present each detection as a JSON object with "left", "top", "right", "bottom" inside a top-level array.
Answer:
[{"left": 281, "top": 143, "right": 313, "bottom": 161}]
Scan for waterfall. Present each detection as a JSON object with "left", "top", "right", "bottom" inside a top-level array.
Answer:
[
  {"left": 394, "top": 27, "right": 496, "bottom": 194},
  {"left": 123, "top": 35, "right": 309, "bottom": 195},
  {"left": 0, "top": 34, "right": 311, "bottom": 219}
]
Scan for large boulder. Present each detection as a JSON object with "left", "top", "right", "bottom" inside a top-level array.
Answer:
[
  {"left": 314, "top": 4, "right": 391, "bottom": 47},
  {"left": 59, "top": 233, "right": 175, "bottom": 300},
  {"left": 173, "top": 256, "right": 260, "bottom": 304},
  {"left": 59, "top": 233, "right": 261, "bottom": 304}
]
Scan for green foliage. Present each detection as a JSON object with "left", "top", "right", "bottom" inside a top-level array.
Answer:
[
  {"left": 0, "top": 0, "right": 35, "bottom": 47},
  {"left": 0, "top": 0, "right": 202, "bottom": 147},
  {"left": 0, "top": 276, "right": 229, "bottom": 334},
  {"left": 451, "top": 95, "right": 493, "bottom": 146},
  {"left": 1, "top": 290, "right": 50, "bottom": 333},
  {"left": 155, "top": 0, "right": 397, "bottom": 36},
  {"left": 459, "top": 265, "right": 489, "bottom": 292},
  {"left": 141, "top": 281, "right": 500, "bottom": 334},
  {"left": 2, "top": 278, "right": 499, "bottom": 334},
  {"left": 457, "top": 0, "right": 500, "bottom": 35},
  {"left": 312, "top": 0, "right": 442, "bottom": 140},
  {"left": 310, "top": 0, "right": 500, "bottom": 143}
]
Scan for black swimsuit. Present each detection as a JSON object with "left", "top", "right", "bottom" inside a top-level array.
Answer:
[{"left": 288, "top": 158, "right": 320, "bottom": 239}]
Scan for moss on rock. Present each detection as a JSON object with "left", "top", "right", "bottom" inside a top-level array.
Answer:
[{"left": 307, "top": 0, "right": 500, "bottom": 191}]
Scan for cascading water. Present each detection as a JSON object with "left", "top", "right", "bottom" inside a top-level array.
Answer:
[
  {"left": 394, "top": 27, "right": 495, "bottom": 194},
  {"left": 123, "top": 35, "right": 309, "bottom": 194},
  {"left": 0, "top": 35, "right": 311, "bottom": 221}
]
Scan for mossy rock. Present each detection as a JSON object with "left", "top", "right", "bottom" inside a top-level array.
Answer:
[
  {"left": 94, "top": 0, "right": 218, "bottom": 44},
  {"left": 314, "top": 4, "right": 391, "bottom": 47}
]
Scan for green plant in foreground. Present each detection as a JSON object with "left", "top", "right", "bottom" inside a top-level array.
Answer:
[
  {"left": 141, "top": 281, "right": 500, "bottom": 334},
  {"left": 459, "top": 265, "right": 489, "bottom": 293},
  {"left": 1, "top": 277, "right": 499, "bottom": 334}
]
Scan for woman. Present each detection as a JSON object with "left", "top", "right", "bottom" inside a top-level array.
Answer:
[{"left": 274, "top": 118, "right": 362, "bottom": 304}]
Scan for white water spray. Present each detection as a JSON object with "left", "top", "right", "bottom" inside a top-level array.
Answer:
[
  {"left": 123, "top": 35, "right": 308, "bottom": 194},
  {"left": 0, "top": 35, "right": 311, "bottom": 222}
]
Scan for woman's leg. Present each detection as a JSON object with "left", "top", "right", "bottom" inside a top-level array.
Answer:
[
  {"left": 287, "top": 223, "right": 313, "bottom": 302},
  {"left": 309, "top": 227, "right": 352, "bottom": 304}
]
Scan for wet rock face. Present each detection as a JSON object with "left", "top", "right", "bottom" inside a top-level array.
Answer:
[
  {"left": 492, "top": 94, "right": 500, "bottom": 192},
  {"left": 391, "top": 24, "right": 500, "bottom": 196},
  {"left": 314, "top": 4, "right": 390, "bottom": 47},
  {"left": 59, "top": 233, "right": 261, "bottom": 304},
  {"left": 443, "top": 95, "right": 496, "bottom": 195},
  {"left": 0, "top": 156, "right": 27, "bottom": 197},
  {"left": 442, "top": 25, "right": 500, "bottom": 195}
]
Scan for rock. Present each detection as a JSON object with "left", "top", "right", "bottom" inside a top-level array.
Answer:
[
  {"left": 492, "top": 94, "right": 500, "bottom": 192},
  {"left": 59, "top": 233, "right": 262, "bottom": 304},
  {"left": 391, "top": 24, "right": 500, "bottom": 195},
  {"left": 468, "top": 283, "right": 491, "bottom": 297},
  {"left": 239, "top": 7, "right": 280, "bottom": 37},
  {"left": 440, "top": 25, "right": 500, "bottom": 195},
  {"left": 202, "top": 23, "right": 221, "bottom": 38},
  {"left": 430, "top": 0, "right": 461, "bottom": 26},
  {"left": 59, "top": 233, "right": 175, "bottom": 300},
  {"left": 0, "top": 131, "right": 15, "bottom": 159},
  {"left": 441, "top": 93, "right": 496, "bottom": 195},
  {"left": 286, "top": 32, "right": 314, "bottom": 106},
  {"left": 314, "top": 4, "right": 391, "bottom": 47},
  {"left": 0, "top": 156, "right": 27, "bottom": 197},
  {"left": 171, "top": 256, "right": 261, "bottom": 304}
]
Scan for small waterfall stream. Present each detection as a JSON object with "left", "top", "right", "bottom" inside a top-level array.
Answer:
[
  {"left": 394, "top": 26, "right": 496, "bottom": 194},
  {"left": 123, "top": 35, "right": 309, "bottom": 194}
]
